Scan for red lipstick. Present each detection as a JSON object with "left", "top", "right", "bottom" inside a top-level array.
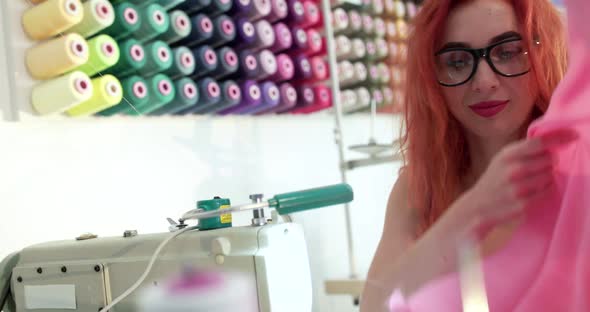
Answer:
[{"left": 469, "top": 100, "right": 509, "bottom": 118}]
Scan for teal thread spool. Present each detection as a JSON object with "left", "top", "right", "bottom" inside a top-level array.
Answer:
[
  {"left": 134, "top": 3, "right": 170, "bottom": 43},
  {"left": 197, "top": 197, "right": 232, "bottom": 231},
  {"left": 134, "top": 74, "right": 176, "bottom": 114},
  {"left": 98, "top": 75, "right": 150, "bottom": 116},
  {"left": 163, "top": 46, "right": 195, "bottom": 79},
  {"left": 153, "top": 0, "right": 186, "bottom": 10},
  {"left": 157, "top": 10, "right": 191, "bottom": 45},
  {"left": 104, "top": 38, "right": 147, "bottom": 77},
  {"left": 140, "top": 40, "right": 173, "bottom": 77},
  {"left": 150, "top": 77, "right": 199, "bottom": 115},
  {"left": 103, "top": 2, "right": 142, "bottom": 40}
]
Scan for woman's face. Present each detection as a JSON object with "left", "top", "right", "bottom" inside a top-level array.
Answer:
[{"left": 438, "top": 0, "right": 537, "bottom": 140}]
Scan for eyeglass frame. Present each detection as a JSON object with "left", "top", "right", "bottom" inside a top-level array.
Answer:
[{"left": 434, "top": 37, "right": 537, "bottom": 87}]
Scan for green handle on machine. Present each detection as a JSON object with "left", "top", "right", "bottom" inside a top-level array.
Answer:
[{"left": 268, "top": 184, "right": 353, "bottom": 215}]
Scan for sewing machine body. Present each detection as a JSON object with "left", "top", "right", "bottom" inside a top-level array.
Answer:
[{"left": 0, "top": 222, "right": 313, "bottom": 312}]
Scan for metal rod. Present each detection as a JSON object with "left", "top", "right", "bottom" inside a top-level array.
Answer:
[
  {"left": 370, "top": 99, "right": 376, "bottom": 142},
  {"left": 320, "top": 0, "right": 358, "bottom": 279},
  {"left": 345, "top": 153, "right": 402, "bottom": 171}
]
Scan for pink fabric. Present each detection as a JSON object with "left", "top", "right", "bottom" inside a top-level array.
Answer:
[{"left": 390, "top": 1, "right": 590, "bottom": 311}]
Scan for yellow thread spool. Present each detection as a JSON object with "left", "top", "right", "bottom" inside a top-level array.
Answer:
[
  {"left": 76, "top": 34, "right": 120, "bottom": 77},
  {"left": 26, "top": 33, "right": 89, "bottom": 80},
  {"left": 31, "top": 71, "right": 93, "bottom": 115},
  {"left": 66, "top": 75, "right": 123, "bottom": 116},
  {"left": 67, "top": 0, "right": 115, "bottom": 38},
  {"left": 22, "top": 0, "right": 84, "bottom": 41}
]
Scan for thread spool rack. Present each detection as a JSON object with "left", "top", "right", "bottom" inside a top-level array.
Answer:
[{"left": 0, "top": 0, "right": 418, "bottom": 121}]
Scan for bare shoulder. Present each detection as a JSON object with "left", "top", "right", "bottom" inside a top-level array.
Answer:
[{"left": 382, "top": 170, "right": 417, "bottom": 239}]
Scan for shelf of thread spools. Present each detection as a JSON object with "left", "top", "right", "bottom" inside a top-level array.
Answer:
[
  {"left": 330, "top": 0, "right": 418, "bottom": 115},
  {"left": 7, "top": 0, "right": 334, "bottom": 119}
]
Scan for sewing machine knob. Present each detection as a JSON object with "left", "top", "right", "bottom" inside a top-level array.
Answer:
[{"left": 211, "top": 237, "right": 231, "bottom": 257}]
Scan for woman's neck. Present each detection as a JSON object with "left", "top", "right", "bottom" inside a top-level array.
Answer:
[{"left": 462, "top": 127, "right": 527, "bottom": 190}]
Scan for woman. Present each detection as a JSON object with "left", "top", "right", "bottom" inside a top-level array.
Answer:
[{"left": 361, "top": 0, "right": 570, "bottom": 311}]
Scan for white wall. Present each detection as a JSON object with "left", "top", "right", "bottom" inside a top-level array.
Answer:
[{"left": 0, "top": 114, "right": 401, "bottom": 311}]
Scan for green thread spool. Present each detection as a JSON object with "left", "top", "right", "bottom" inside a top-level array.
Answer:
[
  {"left": 125, "top": 74, "right": 175, "bottom": 114},
  {"left": 134, "top": 3, "right": 170, "bottom": 43},
  {"left": 153, "top": 0, "right": 186, "bottom": 10},
  {"left": 97, "top": 75, "right": 150, "bottom": 116},
  {"left": 157, "top": 10, "right": 191, "bottom": 44},
  {"left": 67, "top": 0, "right": 115, "bottom": 38},
  {"left": 103, "top": 2, "right": 142, "bottom": 40},
  {"left": 163, "top": 46, "right": 195, "bottom": 79},
  {"left": 66, "top": 75, "right": 123, "bottom": 116},
  {"left": 76, "top": 34, "right": 120, "bottom": 77},
  {"left": 140, "top": 40, "right": 173, "bottom": 76},
  {"left": 150, "top": 77, "right": 198, "bottom": 115},
  {"left": 104, "top": 38, "right": 147, "bottom": 77}
]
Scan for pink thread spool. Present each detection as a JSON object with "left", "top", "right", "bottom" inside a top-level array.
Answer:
[
  {"left": 270, "top": 22, "right": 293, "bottom": 53},
  {"left": 268, "top": 54, "right": 294, "bottom": 82},
  {"left": 305, "top": 28, "right": 325, "bottom": 56}
]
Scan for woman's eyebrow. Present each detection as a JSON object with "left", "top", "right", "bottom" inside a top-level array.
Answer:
[{"left": 437, "top": 31, "right": 522, "bottom": 52}]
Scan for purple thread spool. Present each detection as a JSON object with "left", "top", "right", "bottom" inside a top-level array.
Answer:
[
  {"left": 245, "top": 81, "right": 280, "bottom": 114},
  {"left": 272, "top": 82, "right": 298, "bottom": 113},
  {"left": 268, "top": 54, "right": 294, "bottom": 82},
  {"left": 235, "top": 0, "right": 271, "bottom": 21},
  {"left": 234, "top": 50, "right": 260, "bottom": 79},
  {"left": 252, "top": 20, "right": 275, "bottom": 51},
  {"left": 175, "top": 14, "right": 214, "bottom": 48},
  {"left": 234, "top": 19, "right": 257, "bottom": 49},
  {"left": 290, "top": 27, "right": 308, "bottom": 52},
  {"left": 296, "top": 85, "right": 314, "bottom": 107},
  {"left": 256, "top": 49, "right": 277, "bottom": 80},
  {"left": 268, "top": 0, "right": 288, "bottom": 22},
  {"left": 293, "top": 54, "right": 312, "bottom": 81},
  {"left": 209, "top": 15, "right": 236, "bottom": 47},
  {"left": 219, "top": 80, "right": 262, "bottom": 114},
  {"left": 211, "top": 47, "right": 239, "bottom": 79},
  {"left": 230, "top": 0, "right": 253, "bottom": 15},
  {"left": 287, "top": 0, "right": 305, "bottom": 25},
  {"left": 191, "top": 45, "right": 218, "bottom": 79},
  {"left": 270, "top": 23, "right": 292, "bottom": 53}
]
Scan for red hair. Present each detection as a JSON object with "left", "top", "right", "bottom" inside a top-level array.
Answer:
[{"left": 400, "top": 0, "right": 568, "bottom": 234}]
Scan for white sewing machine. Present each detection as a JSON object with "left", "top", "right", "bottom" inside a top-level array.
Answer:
[{"left": 0, "top": 184, "right": 353, "bottom": 312}]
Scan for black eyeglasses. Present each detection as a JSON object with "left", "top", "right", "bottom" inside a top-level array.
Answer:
[{"left": 434, "top": 38, "right": 532, "bottom": 87}]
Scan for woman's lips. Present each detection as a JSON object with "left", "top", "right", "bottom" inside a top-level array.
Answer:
[{"left": 469, "top": 100, "right": 510, "bottom": 118}]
